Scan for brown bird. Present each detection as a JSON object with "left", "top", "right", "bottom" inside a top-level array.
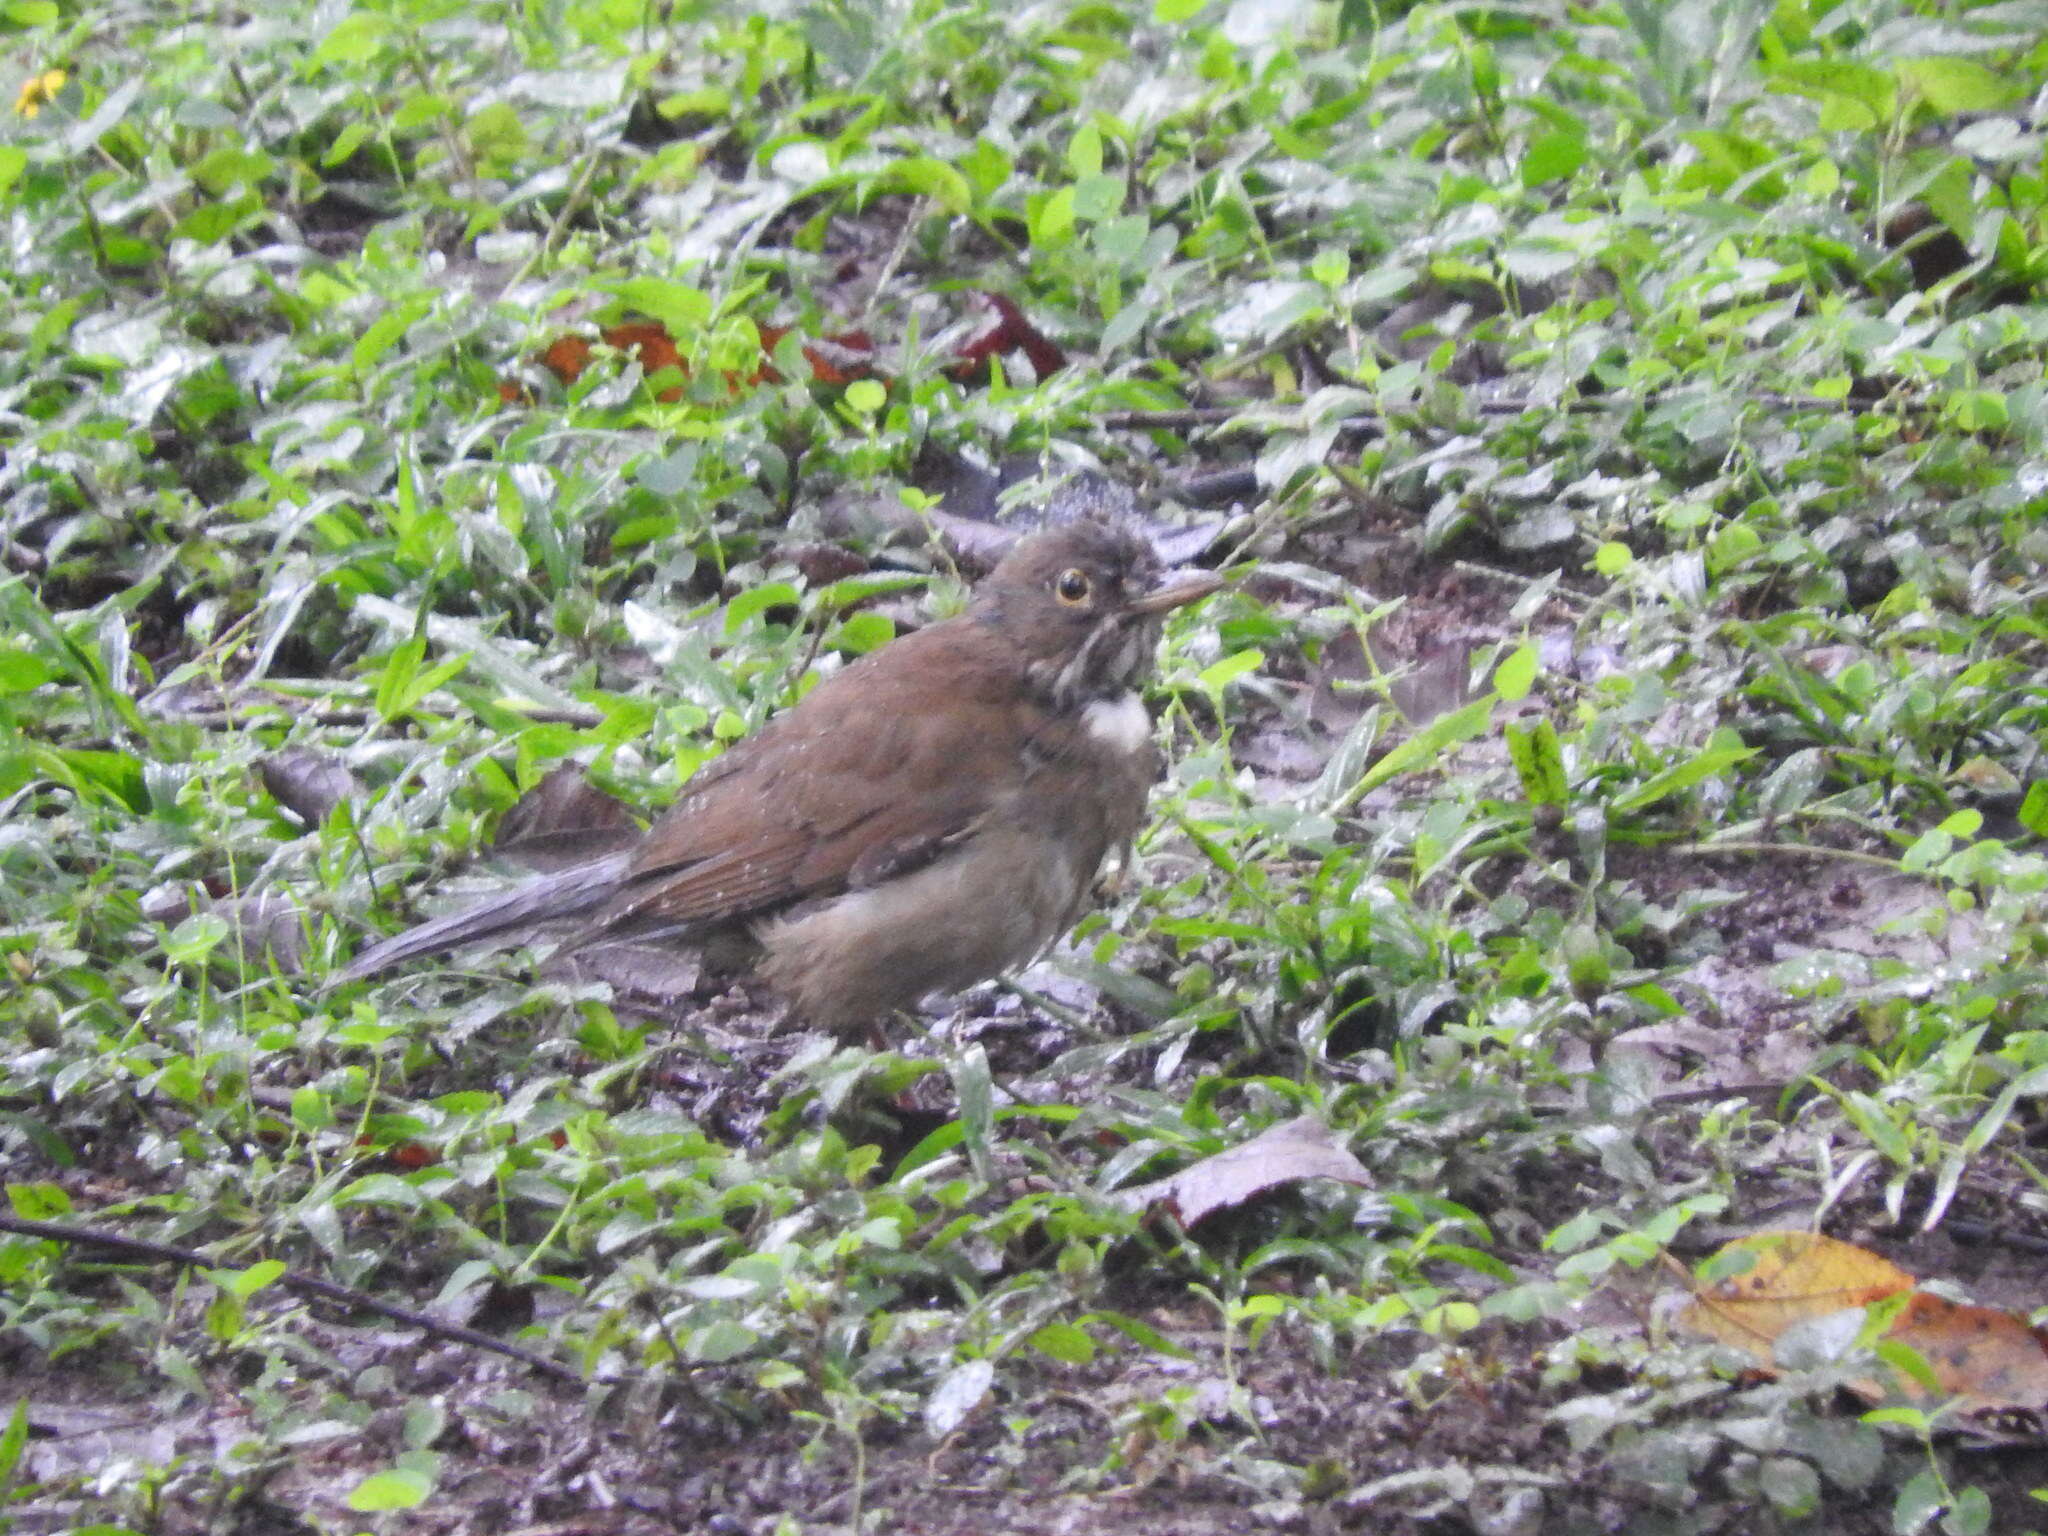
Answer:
[{"left": 343, "top": 517, "right": 1224, "bottom": 1032}]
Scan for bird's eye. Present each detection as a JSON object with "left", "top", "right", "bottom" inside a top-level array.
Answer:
[{"left": 1054, "top": 568, "right": 1092, "bottom": 605}]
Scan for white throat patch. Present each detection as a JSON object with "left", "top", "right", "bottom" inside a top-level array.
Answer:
[{"left": 1082, "top": 692, "right": 1153, "bottom": 755}]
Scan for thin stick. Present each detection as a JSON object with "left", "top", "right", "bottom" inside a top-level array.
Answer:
[
  {"left": 0, "top": 1213, "right": 594, "bottom": 1384},
  {"left": 1664, "top": 839, "right": 1902, "bottom": 872},
  {"left": 1103, "top": 391, "right": 1897, "bottom": 434}
]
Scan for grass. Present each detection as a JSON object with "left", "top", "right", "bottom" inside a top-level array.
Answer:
[{"left": 3, "top": 0, "right": 2047, "bottom": 1531}]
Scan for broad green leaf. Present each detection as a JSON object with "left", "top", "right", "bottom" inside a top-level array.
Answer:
[
  {"left": 1521, "top": 130, "right": 1585, "bottom": 186},
  {"left": 1029, "top": 185, "right": 1077, "bottom": 248},
  {"left": 347, "top": 1468, "right": 432, "bottom": 1512},
  {"left": 1066, "top": 123, "right": 1103, "bottom": 179},
  {"left": 606, "top": 277, "right": 711, "bottom": 334},
  {"left": 1895, "top": 57, "right": 2011, "bottom": 116},
  {"left": 1609, "top": 736, "right": 1755, "bottom": 816},
  {"left": 311, "top": 11, "right": 390, "bottom": 67},
  {"left": 1330, "top": 696, "right": 1495, "bottom": 814},
  {"left": 1028, "top": 1322, "right": 1096, "bottom": 1363},
  {"left": 869, "top": 154, "right": 969, "bottom": 214},
  {"left": 0, "top": 1399, "right": 26, "bottom": 1485},
  {"left": 723, "top": 581, "right": 801, "bottom": 634},
  {"left": 1767, "top": 59, "right": 1893, "bottom": 130},
  {"left": 1197, "top": 648, "right": 1263, "bottom": 693},
  {"left": 1506, "top": 719, "right": 1568, "bottom": 806},
  {"left": 1492, "top": 641, "right": 1538, "bottom": 702},
  {"left": 6, "top": 1182, "right": 70, "bottom": 1219},
  {"left": 204, "top": 1260, "right": 287, "bottom": 1299},
  {"left": 0, "top": 650, "right": 58, "bottom": 692}
]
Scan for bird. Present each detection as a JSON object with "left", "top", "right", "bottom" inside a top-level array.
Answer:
[{"left": 342, "top": 515, "right": 1225, "bottom": 1033}]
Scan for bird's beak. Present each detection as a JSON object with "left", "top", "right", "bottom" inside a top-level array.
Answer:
[{"left": 1126, "top": 570, "right": 1227, "bottom": 616}]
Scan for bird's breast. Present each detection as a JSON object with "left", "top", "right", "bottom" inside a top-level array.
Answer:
[{"left": 1080, "top": 692, "right": 1154, "bottom": 756}]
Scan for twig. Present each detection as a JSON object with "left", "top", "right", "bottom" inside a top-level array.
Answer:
[
  {"left": 0, "top": 1213, "right": 593, "bottom": 1384},
  {"left": 1942, "top": 1218, "right": 2048, "bottom": 1256},
  {"left": 138, "top": 700, "right": 605, "bottom": 731},
  {"left": 1664, "top": 839, "right": 1903, "bottom": 873},
  {"left": 1103, "top": 390, "right": 1907, "bottom": 436}
]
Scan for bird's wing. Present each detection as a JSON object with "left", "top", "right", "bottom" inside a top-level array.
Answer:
[{"left": 598, "top": 625, "right": 1042, "bottom": 930}]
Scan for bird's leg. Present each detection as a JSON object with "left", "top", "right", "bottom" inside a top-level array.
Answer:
[{"left": 994, "top": 978, "right": 1095, "bottom": 1036}]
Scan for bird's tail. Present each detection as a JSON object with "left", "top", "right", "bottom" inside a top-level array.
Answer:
[{"left": 339, "top": 852, "right": 633, "bottom": 981}]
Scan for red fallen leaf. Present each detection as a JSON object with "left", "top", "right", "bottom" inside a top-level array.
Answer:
[
  {"left": 522, "top": 326, "right": 687, "bottom": 401},
  {"left": 757, "top": 323, "right": 878, "bottom": 386},
  {"left": 539, "top": 332, "right": 595, "bottom": 385},
  {"left": 503, "top": 292, "right": 1044, "bottom": 406},
  {"left": 517, "top": 319, "right": 856, "bottom": 401},
  {"left": 353, "top": 1135, "right": 441, "bottom": 1169},
  {"left": 600, "top": 321, "right": 687, "bottom": 400},
  {"left": 948, "top": 291, "right": 1065, "bottom": 382}
]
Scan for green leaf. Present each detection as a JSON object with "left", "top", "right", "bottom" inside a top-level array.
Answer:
[
  {"left": 311, "top": 11, "right": 391, "bottom": 67},
  {"left": 1029, "top": 185, "right": 1077, "bottom": 248},
  {"left": 322, "top": 119, "right": 372, "bottom": 168},
  {"left": 2017, "top": 781, "right": 2048, "bottom": 837},
  {"left": 1520, "top": 130, "right": 1585, "bottom": 187},
  {"left": 691, "top": 1320, "right": 759, "bottom": 1363},
  {"left": 6, "top": 1181, "right": 70, "bottom": 1219},
  {"left": 1492, "top": 640, "right": 1538, "bottom": 702},
  {"left": 951, "top": 1044, "right": 994, "bottom": 1186},
  {"left": 1330, "top": 696, "right": 1496, "bottom": 814},
  {"left": 204, "top": 1260, "right": 287, "bottom": 1299},
  {"left": 352, "top": 299, "right": 426, "bottom": 373},
  {"left": 0, "top": 146, "right": 27, "bottom": 199},
  {"left": 1895, "top": 57, "right": 2012, "bottom": 116},
  {"left": 1197, "top": 648, "right": 1263, "bottom": 694},
  {"left": 372, "top": 638, "right": 471, "bottom": 722},
  {"left": 1767, "top": 60, "right": 1894, "bottom": 130},
  {"left": 869, "top": 154, "right": 970, "bottom": 215},
  {"left": 162, "top": 913, "right": 231, "bottom": 964},
  {"left": 830, "top": 611, "right": 895, "bottom": 654},
  {"left": 1028, "top": 1322, "right": 1096, "bottom": 1363},
  {"left": 1593, "top": 541, "right": 1633, "bottom": 577},
  {"left": 958, "top": 138, "right": 1011, "bottom": 203},
  {"left": 723, "top": 581, "right": 801, "bottom": 635},
  {"left": 606, "top": 277, "right": 711, "bottom": 334},
  {"left": 33, "top": 747, "right": 150, "bottom": 811},
  {"left": 1944, "top": 390, "right": 2007, "bottom": 431},
  {"left": 1609, "top": 733, "right": 1756, "bottom": 816},
  {"left": 1066, "top": 123, "right": 1103, "bottom": 179},
  {"left": 0, "top": 1397, "right": 28, "bottom": 1487},
  {"left": 1080, "top": 1309, "right": 1194, "bottom": 1358},
  {"left": 1506, "top": 718, "right": 1568, "bottom": 806},
  {"left": 1072, "top": 172, "right": 1125, "bottom": 222},
  {"left": 347, "top": 1467, "right": 433, "bottom": 1512}
]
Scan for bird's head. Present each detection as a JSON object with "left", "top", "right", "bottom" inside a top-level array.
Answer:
[{"left": 973, "top": 520, "right": 1224, "bottom": 707}]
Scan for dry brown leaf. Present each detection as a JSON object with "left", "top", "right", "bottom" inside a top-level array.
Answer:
[
  {"left": 1681, "top": 1231, "right": 1911, "bottom": 1360},
  {"left": 493, "top": 764, "right": 641, "bottom": 872},
  {"left": 1886, "top": 1292, "right": 2048, "bottom": 1411},
  {"left": 1118, "top": 1115, "right": 1371, "bottom": 1227},
  {"left": 1680, "top": 1231, "right": 2048, "bottom": 1417}
]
